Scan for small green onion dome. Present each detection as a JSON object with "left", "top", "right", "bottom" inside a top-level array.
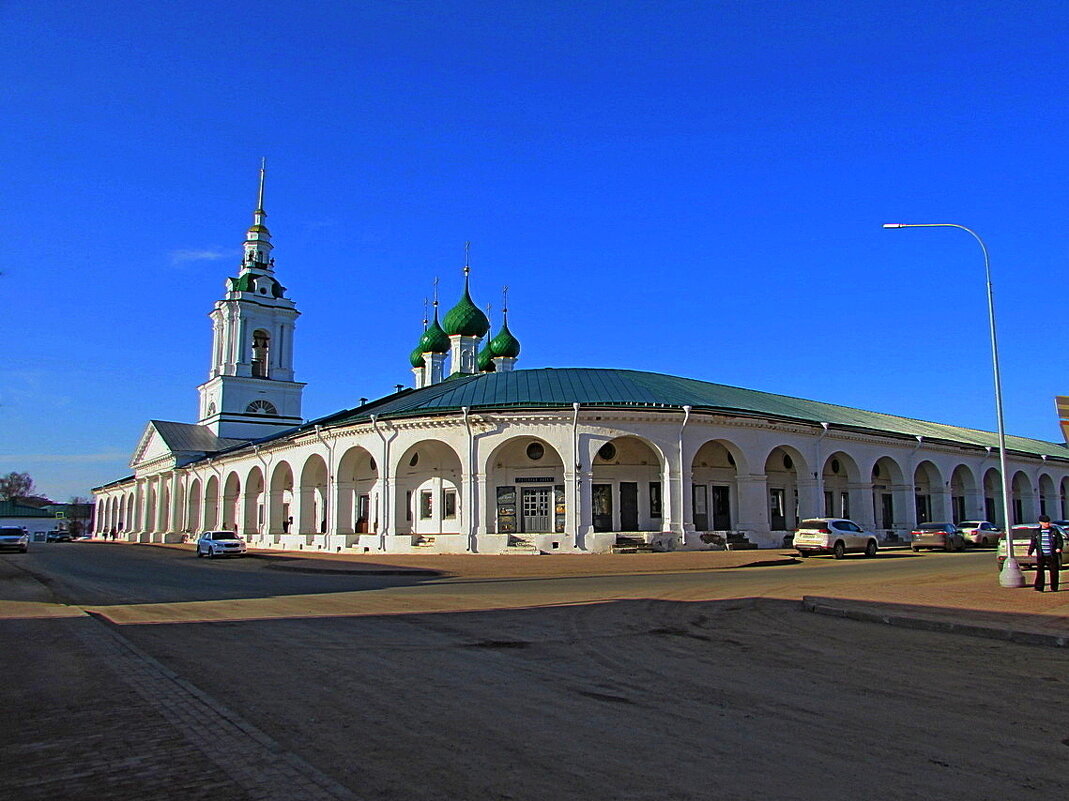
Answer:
[
  {"left": 419, "top": 317, "right": 451, "bottom": 353},
  {"left": 442, "top": 282, "right": 490, "bottom": 338},
  {"left": 476, "top": 343, "right": 496, "bottom": 372},
  {"left": 409, "top": 345, "right": 426, "bottom": 369},
  {"left": 489, "top": 318, "right": 521, "bottom": 358}
]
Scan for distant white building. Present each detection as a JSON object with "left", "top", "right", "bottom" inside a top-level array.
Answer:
[{"left": 93, "top": 172, "right": 1069, "bottom": 552}]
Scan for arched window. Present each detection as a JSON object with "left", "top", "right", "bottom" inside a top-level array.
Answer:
[
  {"left": 251, "top": 329, "right": 270, "bottom": 378},
  {"left": 246, "top": 400, "right": 278, "bottom": 415}
]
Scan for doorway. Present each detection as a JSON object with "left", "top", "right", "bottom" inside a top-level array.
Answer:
[
  {"left": 693, "top": 485, "right": 708, "bottom": 530},
  {"left": 619, "top": 482, "right": 638, "bottom": 530},
  {"left": 769, "top": 488, "right": 786, "bottom": 530},
  {"left": 712, "top": 486, "right": 731, "bottom": 530},
  {"left": 592, "top": 484, "right": 613, "bottom": 532},
  {"left": 522, "top": 487, "right": 552, "bottom": 533}
]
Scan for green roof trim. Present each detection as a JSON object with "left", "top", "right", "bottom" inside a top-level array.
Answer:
[
  {"left": 230, "top": 272, "right": 284, "bottom": 298},
  {"left": 318, "top": 367, "right": 1069, "bottom": 460},
  {"left": 0, "top": 500, "right": 54, "bottom": 517}
]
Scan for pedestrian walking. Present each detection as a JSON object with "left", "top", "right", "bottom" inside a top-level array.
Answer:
[{"left": 1028, "top": 515, "right": 1063, "bottom": 592}]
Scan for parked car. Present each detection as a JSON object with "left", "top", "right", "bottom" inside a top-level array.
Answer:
[
  {"left": 45, "top": 531, "right": 72, "bottom": 542},
  {"left": 0, "top": 526, "right": 29, "bottom": 553},
  {"left": 793, "top": 518, "right": 879, "bottom": 559},
  {"left": 196, "top": 531, "right": 247, "bottom": 558},
  {"left": 911, "top": 523, "right": 966, "bottom": 552},
  {"left": 997, "top": 523, "right": 1069, "bottom": 571},
  {"left": 957, "top": 521, "right": 1001, "bottom": 547}
]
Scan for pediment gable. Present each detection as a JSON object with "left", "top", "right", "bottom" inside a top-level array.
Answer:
[{"left": 131, "top": 422, "right": 177, "bottom": 473}]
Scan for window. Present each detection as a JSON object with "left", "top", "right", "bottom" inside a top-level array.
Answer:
[
  {"left": 406, "top": 491, "right": 412, "bottom": 521},
  {"left": 245, "top": 400, "right": 277, "bottom": 415},
  {"left": 840, "top": 491, "right": 850, "bottom": 519},
  {"left": 649, "top": 482, "right": 662, "bottom": 518},
  {"left": 598, "top": 442, "right": 617, "bottom": 461},
  {"left": 251, "top": 330, "right": 270, "bottom": 378},
  {"left": 420, "top": 490, "right": 433, "bottom": 519},
  {"left": 443, "top": 490, "right": 457, "bottom": 518},
  {"left": 526, "top": 442, "right": 545, "bottom": 461}
]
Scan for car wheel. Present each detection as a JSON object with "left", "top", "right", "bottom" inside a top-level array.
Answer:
[
  {"left": 944, "top": 539, "right": 954, "bottom": 552},
  {"left": 797, "top": 551, "right": 809, "bottom": 558},
  {"left": 206, "top": 547, "right": 215, "bottom": 559},
  {"left": 833, "top": 541, "right": 846, "bottom": 559},
  {"left": 911, "top": 546, "right": 919, "bottom": 552},
  {"left": 865, "top": 540, "right": 878, "bottom": 558},
  {"left": 196, "top": 547, "right": 204, "bottom": 558}
]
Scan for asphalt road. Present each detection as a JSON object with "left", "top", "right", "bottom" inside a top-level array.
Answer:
[{"left": 2, "top": 544, "right": 1066, "bottom": 801}]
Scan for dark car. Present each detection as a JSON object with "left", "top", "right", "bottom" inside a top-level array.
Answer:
[
  {"left": 911, "top": 523, "right": 966, "bottom": 552},
  {"left": 45, "top": 531, "right": 72, "bottom": 542}
]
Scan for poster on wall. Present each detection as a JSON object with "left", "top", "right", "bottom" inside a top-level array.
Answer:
[
  {"left": 554, "top": 485, "right": 566, "bottom": 533},
  {"left": 496, "top": 486, "right": 517, "bottom": 533}
]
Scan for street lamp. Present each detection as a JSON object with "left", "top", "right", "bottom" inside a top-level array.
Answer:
[{"left": 882, "top": 223, "right": 1024, "bottom": 588}]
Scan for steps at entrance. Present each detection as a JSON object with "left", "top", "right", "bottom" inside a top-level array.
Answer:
[
  {"left": 505, "top": 535, "right": 540, "bottom": 554},
  {"left": 611, "top": 534, "right": 658, "bottom": 554},
  {"left": 725, "top": 532, "right": 758, "bottom": 550},
  {"left": 412, "top": 536, "right": 436, "bottom": 548}
]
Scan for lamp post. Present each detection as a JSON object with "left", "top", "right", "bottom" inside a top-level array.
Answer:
[{"left": 882, "top": 223, "right": 1024, "bottom": 588}]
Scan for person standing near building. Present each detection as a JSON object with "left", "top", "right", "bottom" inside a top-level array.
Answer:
[{"left": 1028, "top": 515, "right": 1063, "bottom": 592}]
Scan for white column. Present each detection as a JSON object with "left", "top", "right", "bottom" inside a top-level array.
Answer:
[{"left": 735, "top": 475, "right": 769, "bottom": 534}]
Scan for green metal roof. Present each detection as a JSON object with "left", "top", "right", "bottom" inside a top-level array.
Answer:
[
  {"left": 0, "top": 500, "right": 54, "bottom": 518},
  {"left": 320, "top": 367, "right": 1069, "bottom": 460}
]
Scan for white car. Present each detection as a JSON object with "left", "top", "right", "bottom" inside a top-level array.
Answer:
[
  {"left": 0, "top": 526, "right": 29, "bottom": 553},
  {"left": 958, "top": 520, "right": 1002, "bottom": 547},
  {"left": 196, "top": 531, "right": 247, "bottom": 558},
  {"left": 793, "top": 518, "right": 879, "bottom": 559}
]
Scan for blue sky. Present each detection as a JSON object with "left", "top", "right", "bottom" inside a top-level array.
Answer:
[{"left": 3, "top": 1, "right": 1068, "bottom": 500}]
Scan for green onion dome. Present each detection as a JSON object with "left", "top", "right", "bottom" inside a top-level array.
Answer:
[
  {"left": 489, "top": 318, "right": 521, "bottom": 358},
  {"left": 476, "top": 343, "right": 496, "bottom": 372},
  {"left": 410, "top": 345, "right": 427, "bottom": 369},
  {"left": 419, "top": 316, "right": 451, "bottom": 353},
  {"left": 442, "top": 282, "right": 490, "bottom": 338}
]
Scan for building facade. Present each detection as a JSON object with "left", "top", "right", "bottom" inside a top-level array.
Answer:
[{"left": 93, "top": 180, "right": 1069, "bottom": 552}]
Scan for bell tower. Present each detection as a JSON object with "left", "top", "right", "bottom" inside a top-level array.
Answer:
[{"left": 197, "top": 160, "right": 305, "bottom": 439}]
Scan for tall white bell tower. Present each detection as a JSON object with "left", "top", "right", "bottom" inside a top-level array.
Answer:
[{"left": 197, "top": 161, "right": 305, "bottom": 440}]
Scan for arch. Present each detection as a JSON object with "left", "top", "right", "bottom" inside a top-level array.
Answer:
[
  {"left": 145, "top": 485, "right": 157, "bottom": 532},
  {"left": 159, "top": 483, "right": 170, "bottom": 533},
  {"left": 251, "top": 328, "right": 271, "bottom": 378},
  {"left": 243, "top": 465, "right": 264, "bottom": 537},
  {"left": 204, "top": 475, "right": 220, "bottom": 530},
  {"left": 983, "top": 467, "right": 1004, "bottom": 526},
  {"left": 336, "top": 447, "right": 378, "bottom": 535},
  {"left": 187, "top": 478, "right": 202, "bottom": 534},
  {"left": 869, "top": 455, "right": 908, "bottom": 531},
  {"left": 949, "top": 464, "right": 978, "bottom": 523},
  {"left": 268, "top": 461, "right": 296, "bottom": 536},
  {"left": 298, "top": 454, "right": 329, "bottom": 535},
  {"left": 590, "top": 435, "right": 666, "bottom": 533},
  {"left": 913, "top": 460, "right": 944, "bottom": 524},
  {"left": 763, "top": 445, "right": 809, "bottom": 532},
  {"left": 222, "top": 472, "right": 241, "bottom": 532},
  {"left": 1011, "top": 470, "right": 1034, "bottom": 524},
  {"left": 484, "top": 436, "right": 567, "bottom": 535},
  {"left": 393, "top": 440, "right": 464, "bottom": 536},
  {"left": 821, "top": 450, "right": 861, "bottom": 520},
  {"left": 1038, "top": 473, "right": 1057, "bottom": 518}
]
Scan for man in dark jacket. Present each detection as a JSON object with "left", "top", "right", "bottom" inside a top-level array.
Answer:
[{"left": 1027, "top": 515, "right": 1064, "bottom": 592}]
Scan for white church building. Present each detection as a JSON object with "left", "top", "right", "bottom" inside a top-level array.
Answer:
[{"left": 93, "top": 172, "right": 1069, "bottom": 553}]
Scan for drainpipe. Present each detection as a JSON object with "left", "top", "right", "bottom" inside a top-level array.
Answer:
[
  {"left": 815, "top": 423, "right": 830, "bottom": 516},
  {"left": 314, "top": 425, "right": 335, "bottom": 550},
  {"left": 370, "top": 415, "right": 390, "bottom": 550},
  {"left": 678, "top": 405, "right": 692, "bottom": 547},
  {"left": 572, "top": 402, "right": 581, "bottom": 549},
  {"left": 462, "top": 406, "right": 475, "bottom": 552}
]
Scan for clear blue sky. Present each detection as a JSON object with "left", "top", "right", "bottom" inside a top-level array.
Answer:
[{"left": 3, "top": 1, "right": 1068, "bottom": 501}]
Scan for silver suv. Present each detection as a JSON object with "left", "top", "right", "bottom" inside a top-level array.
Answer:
[{"left": 794, "top": 518, "right": 879, "bottom": 559}]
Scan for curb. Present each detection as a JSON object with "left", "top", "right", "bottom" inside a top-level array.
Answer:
[{"left": 802, "top": 596, "right": 1068, "bottom": 649}]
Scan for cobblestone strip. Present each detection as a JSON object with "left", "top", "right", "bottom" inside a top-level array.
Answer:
[{"left": 76, "top": 615, "right": 359, "bottom": 801}]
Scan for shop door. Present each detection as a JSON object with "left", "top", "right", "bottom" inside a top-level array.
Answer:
[
  {"left": 693, "top": 485, "right": 709, "bottom": 530},
  {"left": 712, "top": 486, "right": 732, "bottom": 530},
  {"left": 592, "top": 484, "right": 613, "bottom": 532},
  {"left": 769, "top": 488, "right": 786, "bottom": 530},
  {"left": 357, "top": 494, "right": 370, "bottom": 533},
  {"left": 521, "top": 487, "right": 552, "bottom": 533},
  {"left": 881, "top": 494, "right": 894, "bottom": 530},
  {"left": 619, "top": 482, "right": 638, "bottom": 531}
]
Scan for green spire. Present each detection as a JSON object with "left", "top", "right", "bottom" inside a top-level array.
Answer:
[
  {"left": 477, "top": 302, "right": 496, "bottom": 372},
  {"left": 419, "top": 306, "right": 451, "bottom": 353},
  {"left": 442, "top": 250, "right": 490, "bottom": 337},
  {"left": 489, "top": 289, "right": 520, "bottom": 358}
]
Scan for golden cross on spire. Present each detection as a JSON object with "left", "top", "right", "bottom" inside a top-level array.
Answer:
[{"left": 463, "top": 241, "right": 471, "bottom": 277}]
